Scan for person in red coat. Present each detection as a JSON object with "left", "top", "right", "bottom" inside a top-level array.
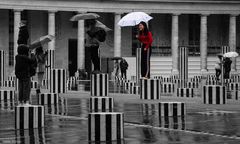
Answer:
[{"left": 136, "top": 21, "right": 153, "bottom": 79}]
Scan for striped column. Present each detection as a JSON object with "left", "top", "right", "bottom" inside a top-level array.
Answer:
[
  {"left": 158, "top": 102, "right": 185, "bottom": 117},
  {"left": 221, "top": 46, "right": 230, "bottom": 54},
  {"left": 161, "top": 83, "right": 175, "bottom": 94},
  {"left": 128, "top": 86, "right": 140, "bottom": 95},
  {"left": 177, "top": 88, "right": 194, "bottom": 97},
  {"left": 31, "top": 81, "right": 38, "bottom": 89},
  {"left": 0, "top": 90, "right": 15, "bottom": 101},
  {"left": 88, "top": 112, "right": 124, "bottom": 142},
  {"left": 4, "top": 80, "right": 15, "bottom": 87},
  {"left": 50, "top": 69, "right": 66, "bottom": 93},
  {"left": 227, "top": 83, "right": 238, "bottom": 100},
  {"left": 0, "top": 98, "right": 15, "bottom": 111},
  {"left": 7, "top": 75, "right": 16, "bottom": 81},
  {"left": 46, "top": 49, "right": 55, "bottom": 85},
  {"left": 44, "top": 98, "right": 67, "bottom": 115},
  {"left": 89, "top": 97, "right": 114, "bottom": 112},
  {"left": 186, "top": 82, "right": 199, "bottom": 88},
  {"left": 38, "top": 93, "right": 59, "bottom": 105},
  {"left": 91, "top": 73, "right": 109, "bottom": 96},
  {"left": 15, "top": 129, "right": 46, "bottom": 144},
  {"left": 179, "top": 47, "right": 188, "bottom": 88},
  {"left": 140, "top": 79, "right": 161, "bottom": 100},
  {"left": 15, "top": 105, "right": 44, "bottom": 129},
  {"left": 0, "top": 50, "right": 4, "bottom": 87},
  {"left": 203, "top": 85, "right": 226, "bottom": 104},
  {"left": 124, "top": 81, "right": 136, "bottom": 90}
]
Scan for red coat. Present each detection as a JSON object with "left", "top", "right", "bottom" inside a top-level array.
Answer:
[{"left": 137, "top": 31, "right": 153, "bottom": 49}]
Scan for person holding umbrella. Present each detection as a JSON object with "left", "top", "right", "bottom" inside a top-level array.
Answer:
[
  {"left": 136, "top": 21, "right": 153, "bottom": 79},
  {"left": 17, "top": 20, "right": 29, "bottom": 45},
  {"left": 223, "top": 57, "right": 232, "bottom": 79}
]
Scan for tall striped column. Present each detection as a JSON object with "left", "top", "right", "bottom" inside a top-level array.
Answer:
[
  {"left": 91, "top": 73, "right": 109, "bottom": 96},
  {"left": 0, "top": 50, "right": 4, "bottom": 87},
  {"left": 88, "top": 112, "right": 124, "bottom": 142},
  {"left": 158, "top": 102, "right": 186, "bottom": 117},
  {"left": 15, "top": 105, "right": 44, "bottom": 129},
  {"left": 38, "top": 93, "right": 59, "bottom": 105},
  {"left": 46, "top": 49, "right": 55, "bottom": 87},
  {"left": 0, "top": 90, "right": 15, "bottom": 101},
  {"left": 89, "top": 97, "right": 114, "bottom": 112},
  {"left": 179, "top": 47, "right": 188, "bottom": 88},
  {"left": 140, "top": 79, "right": 161, "bottom": 99},
  {"left": 50, "top": 69, "right": 66, "bottom": 93},
  {"left": 203, "top": 85, "right": 226, "bottom": 104}
]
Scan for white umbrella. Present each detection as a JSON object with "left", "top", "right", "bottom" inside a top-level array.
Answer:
[
  {"left": 223, "top": 51, "right": 239, "bottom": 58},
  {"left": 118, "top": 12, "right": 153, "bottom": 27},
  {"left": 70, "top": 13, "right": 100, "bottom": 21},
  {"left": 95, "top": 20, "right": 112, "bottom": 32},
  {"left": 29, "top": 35, "right": 54, "bottom": 50}
]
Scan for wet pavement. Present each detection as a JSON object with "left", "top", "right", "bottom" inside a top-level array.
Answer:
[{"left": 0, "top": 81, "right": 240, "bottom": 144}]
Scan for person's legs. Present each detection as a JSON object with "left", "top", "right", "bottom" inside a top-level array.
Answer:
[
  {"left": 124, "top": 71, "right": 127, "bottom": 79},
  {"left": 90, "top": 46, "right": 100, "bottom": 71},
  {"left": 141, "top": 48, "right": 146, "bottom": 77},
  {"left": 18, "top": 79, "right": 23, "bottom": 104},
  {"left": 215, "top": 69, "right": 221, "bottom": 80},
  {"left": 22, "top": 78, "right": 31, "bottom": 103},
  {"left": 37, "top": 72, "right": 44, "bottom": 93},
  {"left": 146, "top": 48, "right": 151, "bottom": 78}
]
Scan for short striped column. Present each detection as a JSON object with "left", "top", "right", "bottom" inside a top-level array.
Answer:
[
  {"left": 221, "top": 45, "right": 230, "bottom": 54},
  {"left": 203, "top": 85, "right": 226, "bottom": 104},
  {"left": 0, "top": 50, "right": 4, "bottom": 87},
  {"left": 177, "top": 88, "right": 194, "bottom": 97},
  {"left": 190, "top": 77, "right": 201, "bottom": 83},
  {"left": 88, "top": 112, "right": 124, "bottom": 142},
  {"left": 206, "top": 80, "right": 219, "bottom": 85},
  {"left": 44, "top": 99, "right": 68, "bottom": 115},
  {"left": 7, "top": 75, "right": 16, "bottom": 81},
  {"left": 15, "top": 105, "right": 44, "bottom": 129},
  {"left": 186, "top": 82, "right": 199, "bottom": 88},
  {"left": 179, "top": 47, "right": 188, "bottom": 88},
  {"left": 124, "top": 81, "right": 136, "bottom": 90},
  {"left": 45, "top": 49, "right": 55, "bottom": 82},
  {"left": 140, "top": 79, "right": 161, "bottom": 99},
  {"left": 0, "top": 98, "right": 15, "bottom": 111},
  {"left": 158, "top": 102, "right": 186, "bottom": 117},
  {"left": 38, "top": 93, "right": 59, "bottom": 105},
  {"left": 128, "top": 86, "right": 140, "bottom": 94},
  {"left": 161, "top": 83, "right": 175, "bottom": 94},
  {"left": 4, "top": 80, "right": 15, "bottom": 87},
  {"left": 41, "top": 79, "right": 48, "bottom": 89},
  {"left": 89, "top": 97, "right": 114, "bottom": 112},
  {"left": 227, "top": 83, "right": 238, "bottom": 100},
  {"left": 31, "top": 81, "right": 38, "bottom": 89},
  {"left": 91, "top": 73, "right": 109, "bottom": 96},
  {"left": 50, "top": 69, "right": 67, "bottom": 93},
  {"left": 15, "top": 129, "right": 46, "bottom": 144},
  {"left": 0, "top": 90, "right": 15, "bottom": 101}
]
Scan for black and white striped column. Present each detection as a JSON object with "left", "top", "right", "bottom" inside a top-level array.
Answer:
[
  {"left": 227, "top": 83, "right": 238, "bottom": 100},
  {"left": 140, "top": 79, "right": 161, "bottom": 100},
  {"left": 203, "top": 85, "right": 226, "bottom": 104},
  {"left": 45, "top": 49, "right": 55, "bottom": 81},
  {"left": 38, "top": 93, "right": 59, "bottom": 105},
  {"left": 0, "top": 98, "right": 15, "bottom": 111},
  {"left": 186, "top": 82, "right": 199, "bottom": 88},
  {"left": 161, "top": 83, "right": 175, "bottom": 94},
  {"left": 158, "top": 102, "right": 185, "bottom": 117},
  {"left": 15, "top": 105, "right": 44, "bottom": 129},
  {"left": 88, "top": 112, "right": 124, "bottom": 142},
  {"left": 177, "top": 88, "right": 194, "bottom": 97},
  {"left": 179, "top": 47, "right": 188, "bottom": 88},
  {"left": 128, "top": 86, "right": 140, "bottom": 95},
  {"left": 4, "top": 80, "right": 15, "bottom": 87},
  {"left": 31, "top": 81, "right": 38, "bottom": 89},
  {"left": 221, "top": 46, "right": 230, "bottom": 54},
  {"left": 124, "top": 81, "right": 136, "bottom": 90},
  {"left": 15, "top": 129, "right": 46, "bottom": 144},
  {"left": 50, "top": 69, "right": 66, "bottom": 93},
  {"left": 89, "top": 97, "right": 114, "bottom": 112},
  {"left": 0, "top": 50, "right": 4, "bottom": 87},
  {"left": 90, "top": 73, "right": 109, "bottom": 96},
  {"left": 0, "top": 90, "right": 15, "bottom": 101}
]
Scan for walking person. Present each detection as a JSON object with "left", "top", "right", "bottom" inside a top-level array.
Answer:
[
  {"left": 17, "top": 20, "right": 29, "bottom": 45},
  {"left": 136, "top": 21, "right": 153, "bottom": 79},
  {"left": 120, "top": 58, "right": 128, "bottom": 79},
  {"left": 215, "top": 55, "right": 222, "bottom": 81},
  {"left": 223, "top": 57, "right": 232, "bottom": 79},
  {"left": 35, "top": 46, "right": 48, "bottom": 95},
  {"left": 15, "top": 44, "right": 36, "bottom": 105}
]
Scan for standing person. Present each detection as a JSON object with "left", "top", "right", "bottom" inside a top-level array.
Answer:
[
  {"left": 223, "top": 57, "right": 232, "bottom": 79},
  {"left": 35, "top": 46, "right": 48, "bottom": 95},
  {"left": 215, "top": 55, "right": 222, "bottom": 80},
  {"left": 120, "top": 58, "right": 128, "bottom": 79},
  {"left": 136, "top": 21, "right": 153, "bottom": 79},
  {"left": 114, "top": 60, "right": 120, "bottom": 80},
  {"left": 15, "top": 44, "right": 36, "bottom": 105},
  {"left": 85, "top": 19, "right": 106, "bottom": 73},
  {"left": 17, "top": 20, "right": 29, "bottom": 45}
]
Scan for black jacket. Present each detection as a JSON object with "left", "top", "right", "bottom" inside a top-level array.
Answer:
[
  {"left": 15, "top": 55, "right": 36, "bottom": 80},
  {"left": 17, "top": 26, "right": 29, "bottom": 45}
]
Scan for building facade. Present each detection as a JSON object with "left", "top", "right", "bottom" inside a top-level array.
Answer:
[{"left": 0, "top": 0, "right": 239, "bottom": 77}]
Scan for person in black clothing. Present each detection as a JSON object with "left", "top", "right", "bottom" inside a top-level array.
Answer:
[
  {"left": 120, "top": 58, "right": 128, "bottom": 79},
  {"left": 17, "top": 20, "right": 29, "bottom": 45},
  {"left": 15, "top": 44, "right": 36, "bottom": 105},
  {"left": 223, "top": 57, "right": 232, "bottom": 79}
]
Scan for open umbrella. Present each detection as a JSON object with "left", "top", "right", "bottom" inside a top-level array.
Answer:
[
  {"left": 95, "top": 20, "right": 112, "bottom": 32},
  {"left": 70, "top": 13, "right": 100, "bottom": 21},
  {"left": 223, "top": 51, "right": 239, "bottom": 58},
  {"left": 29, "top": 35, "right": 54, "bottom": 50},
  {"left": 118, "top": 12, "right": 153, "bottom": 27}
]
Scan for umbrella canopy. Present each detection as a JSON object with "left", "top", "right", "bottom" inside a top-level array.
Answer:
[
  {"left": 118, "top": 12, "right": 153, "bottom": 27},
  {"left": 110, "top": 57, "right": 122, "bottom": 60},
  {"left": 29, "top": 35, "right": 54, "bottom": 50},
  {"left": 223, "top": 51, "right": 239, "bottom": 58},
  {"left": 70, "top": 13, "right": 100, "bottom": 21},
  {"left": 95, "top": 20, "right": 112, "bottom": 32}
]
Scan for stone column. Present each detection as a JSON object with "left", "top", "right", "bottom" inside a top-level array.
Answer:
[
  {"left": 14, "top": 9, "right": 22, "bottom": 66},
  {"left": 229, "top": 14, "right": 238, "bottom": 72},
  {"left": 77, "top": 12, "right": 85, "bottom": 70},
  {"left": 114, "top": 13, "right": 122, "bottom": 57},
  {"left": 48, "top": 11, "right": 56, "bottom": 50},
  {"left": 171, "top": 14, "right": 179, "bottom": 75},
  {"left": 200, "top": 14, "right": 208, "bottom": 73}
]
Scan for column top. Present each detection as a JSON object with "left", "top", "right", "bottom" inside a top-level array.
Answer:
[
  {"left": 13, "top": 9, "right": 23, "bottom": 12},
  {"left": 172, "top": 13, "right": 180, "bottom": 16},
  {"left": 230, "top": 14, "right": 239, "bottom": 17},
  {"left": 48, "top": 10, "right": 58, "bottom": 13},
  {"left": 200, "top": 13, "right": 210, "bottom": 16}
]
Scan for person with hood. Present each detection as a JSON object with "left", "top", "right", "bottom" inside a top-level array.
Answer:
[
  {"left": 120, "top": 58, "right": 128, "bottom": 79},
  {"left": 17, "top": 20, "right": 29, "bottom": 45},
  {"left": 15, "top": 44, "right": 36, "bottom": 105}
]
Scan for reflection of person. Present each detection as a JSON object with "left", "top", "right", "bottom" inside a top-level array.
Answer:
[
  {"left": 136, "top": 21, "right": 153, "bottom": 79},
  {"left": 114, "top": 60, "right": 120, "bottom": 79},
  {"left": 17, "top": 20, "right": 29, "bottom": 45},
  {"left": 85, "top": 19, "right": 106, "bottom": 73},
  {"left": 15, "top": 45, "right": 36, "bottom": 105},
  {"left": 120, "top": 58, "right": 128, "bottom": 79},
  {"left": 223, "top": 57, "right": 232, "bottom": 79},
  {"left": 215, "top": 55, "right": 222, "bottom": 80},
  {"left": 35, "top": 46, "right": 48, "bottom": 94}
]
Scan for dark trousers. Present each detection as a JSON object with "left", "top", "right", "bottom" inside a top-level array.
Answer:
[
  {"left": 215, "top": 69, "right": 221, "bottom": 80},
  {"left": 121, "top": 70, "right": 127, "bottom": 79},
  {"left": 90, "top": 46, "right": 100, "bottom": 71},
  {"left": 18, "top": 78, "right": 31, "bottom": 102},
  {"left": 141, "top": 46, "right": 151, "bottom": 78}
]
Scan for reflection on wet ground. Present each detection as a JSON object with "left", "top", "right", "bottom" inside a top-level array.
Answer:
[{"left": 0, "top": 81, "right": 240, "bottom": 144}]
